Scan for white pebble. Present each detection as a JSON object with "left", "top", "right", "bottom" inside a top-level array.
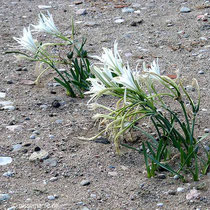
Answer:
[
  {"left": 7, "top": 207, "right": 16, "bottom": 210},
  {"left": 2, "top": 106, "right": 15, "bottom": 111},
  {"left": 38, "top": 5, "right": 52, "bottom": 9},
  {"left": 49, "top": 135, "right": 55, "bottom": 139},
  {"left": 204, "top": 128, "right": 210, "bottom": 133},
  {"left": 0, "top": 101, "right": 13, "bottom": 106},
  {"left": 90, "top": 193, "right": 96, "bottom": 198},
  {"left": 48, "top": 195, "right": 55, "bottom": 200},
  {"left": 0, "top": 92, "right": 6, "bottom": 98},
  {"left": 157, "top": 203, "right": 163, "bottom": 207},
  {"left": 201, "top": 109, "right": 207, "bottom": 112},
  {"left": 134, "top": 10, "right": 141, "bottom": 14},
  {"left": 50, "top": 177, "right": 58, "bottom": 182},
  {"left": 177, "top": 187, "right": 185, "bottom": 192},
  {"left": 114, "top": 19, "right": 124, "bottom": 24}
]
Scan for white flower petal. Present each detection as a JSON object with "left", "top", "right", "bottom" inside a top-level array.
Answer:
[
  {"left": 142, "top": 59, "right": 160, "bottom": 80},
  {"left": 13, "top": 26, "right": 38, "bottom": 53},
  {"left": 32, "top": 11, "right": 60, "bottom": 35}
]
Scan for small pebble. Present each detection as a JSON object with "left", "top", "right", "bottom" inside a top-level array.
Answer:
[
  {"left": 180, "top": 7, "right": 191, "bottom": 13},
  {"left": 30, "top": 134, "right": 36, "bottom": 140},
  {"left": 7, "top": 80, "right": 14, "bottom": 84},
  {"left": 198, "top": 70, "right": 204, "bottom": 74},
  {"left": 157, "top": 203, "right": 163, "bottom": 207},
  {"left": 134, "top": 10, "right": 141, "bottom": 14},
  {"left": 185, "top": 85, "right": 195, "bottom": 92},
  {"left": 204, "top": 128, "right": 210, "bottom": 133},
  {"left": 74, "top": 1, "right": 83, "bottom": 5},
  {"left": 40, "top": 104, "right": 48, "bottom": 110},
  {"left": 200, "top": 37, "right": 207, "bottom": 41},
  {"left": 168, "top": 190, "right": 176, "bottom": 195},
  {"left": 183, "top": 34, "right": 190, "bottom": 38},
  {"left": 76, "top": 9, "right": 87, "bottom": 15},
  {"left": 50, "top": 177, "right": 58, "bottom": 182},
  {"left": 156, "top": 174, "right": 166, "bottom": 179},
  {"left": 12, "top": 144, "right": 22, "bottom": 152},
  {"left": 122, "top": 7, "right": 134, "bottom": 13},
  {"left": 0, "top": 194, "right": 10, "bottom": 201},
  {"left": 6, "top": 125, "right": 22, "bottom": 132},
  {"left": 108, "top": 171, "right": 118, "bottom": 176},
  {"left": 0, "top": 101, "right": 13, "bottom": 106},
  {"left": 55, "top": 119, "right": 63, "bottom": 124},
  {"left": 121, "top": 166, "right": 128, "bottom": 170},
  {"left": 90, "top": 193, "right": 96, "bottom": 198},
  {"left": 130, "top": 19, "right": 143, "bottom": 26},
  {"left": 177, "top": 187, "right": 185, "bottom": 193},
  {"left": 114, "top": 19, "right": 124, "bottom": 24},
  {"left": 3, "top": 171, "right": 14, "bottom": 177},
  {"left": 43, "top": 158, "right": 58, "bottom": 167},
  {"left": 16, "top": 67, "right": 22, "bottom": 71},
  {"left": 125, "top": 52, "right": 133, "bottom": 57},
  {"left": 48, "top": 195, "right": 55, "bottom": 200},
  {"left": 0, "top": 92, "right": 6, "bottom": 98},
  {"left": 34, "top": 146, "right": 41, "bottom": 152},
  {"left": 177, "top": 30, "right": 185, "bottom": 35},
  {"left": 204, "top": 145, "right": 210, "bottom": 151},
  {"left": 52, "top": 82, "right": 61, "bottom": 87},
  {"left": 7, "top": 207, "right": 16, "bottom": 210},
  {"left": 38, "top": 5, "right": 52, "bottom": 9},
  {"left": 186, "top": 188, "right": 200, "bottom": 200},
  {"left": 77, "top": 201, "right": 84, "bottom": 205},
  {"left": 29, "top": 150, "right": 49, "bottom": 161},
  {"left": 0, "top": 157, "right": 12, "bottom": 166},
  {"left": 201, "top": 109, "right": 207, "bottom": 112},
  {"left": 33, "top": 130, "right": 40, "bottom": 135},
  {"left": 49, "top": 135, "right": 55, "bottom": 139},
  {"left": 2, "top": 106, "right": 16, "bottom": 111},
  {"left": 174, "top": 175, "right": 179, "bottom": 180},
  {"left": 50, "top": 90, "right": 57, "bottom": 94},
  {"left": 52, "top": 100, "right": 61, "bottom": 108},
  {"left": 80, "top": 180, "right": 90, "bottom": 186}
]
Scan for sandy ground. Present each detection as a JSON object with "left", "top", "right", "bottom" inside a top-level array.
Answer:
[{"left": 0, "top": 0, "right": 210, "bottom": 209}]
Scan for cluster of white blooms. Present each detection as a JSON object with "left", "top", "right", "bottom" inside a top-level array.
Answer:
[
  {"left": 86, "top": 42, "right": 160, "bottom": 102},
  {"left": 13, "top": 11, "right": 60, "bottom": 54}
]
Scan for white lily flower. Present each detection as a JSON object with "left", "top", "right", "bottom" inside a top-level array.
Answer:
[
  {"left": 113, "top": 64, "right": 140, "bottom": 92},
  {"left": 92, "top": 66, "right": 114, "bottom": 87},
  {"left": 13, "top": 26, "right": 38, "bottom": 53},
  {"left": 94, "top": 42, "right": 124, "bottom": 75},
  {"left": 85, "top": 78, "right": 107, "bottom": 102},
  {"left": 142, "top": 59, "right": 160, "bottom": 79},
  {"left": 87, "top": 78, "right": 106, "bottom": 93},
  {"left": 32, "top": 11, "right": 60, "bottom": 35}
]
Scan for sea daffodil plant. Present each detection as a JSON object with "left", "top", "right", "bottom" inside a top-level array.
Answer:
[
  {"left": 85, "top": 43, "right": 209, "bottom": 181},
  {"left": 8, "top": 11, "right": 91, "bottom": 97}
]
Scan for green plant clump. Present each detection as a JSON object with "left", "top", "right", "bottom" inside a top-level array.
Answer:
[
  {"left": 7, "top": 11, "right": 92, "bottom": 97},
  {"left": 84, "top": 42, "right": 209, "bottom": 181}
]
